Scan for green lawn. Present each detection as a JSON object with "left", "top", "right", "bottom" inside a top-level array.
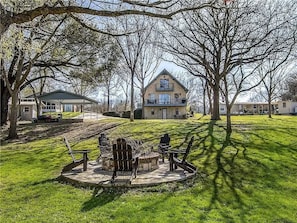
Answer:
[
  {"left": 43, "top": 111, "right": 81, "bottom": 119},
  {"left": 1, "top": 115, "right": 296, "bottom": 223}
]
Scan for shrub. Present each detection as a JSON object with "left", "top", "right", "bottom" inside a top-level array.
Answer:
[
  {"left": 102, "top": 111, "right": 120, "bottom": 117},
  {"left": 121, "top": 109, "right": 142, "bottom": 119}
]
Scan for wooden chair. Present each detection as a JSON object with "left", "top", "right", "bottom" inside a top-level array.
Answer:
[
  {"left": 111, "top": 138, "right": 139, "bottom": 183},
  {"left": 62, "top": 137, "right": 90, "bottom": 172},
  {"left": 168, "top": 136, "right": 196, "bottom": 173},
  {"left": 158, "top": 133, "right": 171, "bottom": 162}
]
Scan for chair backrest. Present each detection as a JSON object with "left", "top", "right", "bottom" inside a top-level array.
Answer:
[
  {"left": 160, "top": 133, "right": 170, "bottom": 145},
  {"left": 181, "top": 136, "right": 194, "bottom": 163},
  {"left": 63, "top": 137, "right": 76, "bottom": 162},
  {"left": 112, "top": 138, "right": 134, "bottom": 171}
]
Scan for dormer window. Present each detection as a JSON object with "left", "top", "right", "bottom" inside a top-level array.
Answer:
[{"left": 160, "top": 79, "right": 169, "bottom": 89}]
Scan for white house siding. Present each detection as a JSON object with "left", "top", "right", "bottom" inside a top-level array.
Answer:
[
  {"left": 219, "top": 102, "right": 278, "bottom": 115},
  {"left": 277, "top": 101, "right": 297, "bottom": 114}
]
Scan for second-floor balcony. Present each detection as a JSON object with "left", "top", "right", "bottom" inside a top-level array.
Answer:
[
  {"left": 155, "top": 83, "right": 174, "bottom": 91},
  {"left": 144, "top": 98, "right": 187, "bottom": 107}
]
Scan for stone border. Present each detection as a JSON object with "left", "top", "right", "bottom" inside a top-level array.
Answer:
[{"left": 58, "top": 160, "right": 197, "bottom": 189}]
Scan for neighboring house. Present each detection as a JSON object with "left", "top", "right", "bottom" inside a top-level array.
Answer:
[
  {"left": 219, "top": 102, "right": 279, "bottom": 115},
  {"left": 143, "top": 69, "right": 188, "bottom": 119},
  {"left": 277, "top": 101, "right": 297, "bottom": 115},
  {"left": 38, "top": 90, "right": 99, "bottom": 113},
  {"left": 8, "top": 90, "right": 99, "bottom": 121}
]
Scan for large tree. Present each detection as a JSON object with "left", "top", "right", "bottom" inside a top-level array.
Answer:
[
  {"left": 1, "top": 15, "right": 65, "bottom": 139},
  {"left": 114, "top": 15, "right": 156, "bottom": 121},
  {"left": 1, "top": 12, "right": 120, "bottom": 138},
  {"left": 281, "top": 73, "right": 297, "bottom": 101},
  {"left": 162, "top": 0, "right": 297, "bottom": 132},
  {"left": 0, "top": 0, "right": 216, "bottom": 37}
]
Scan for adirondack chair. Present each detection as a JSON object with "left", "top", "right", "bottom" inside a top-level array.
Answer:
[
  {"left": 111, "top": 138, "right": 139, "bottom": 183},
  {"left": 168, "top": 136, "right": 196, "bottom": 173},
  {"left": 158, "top": 133, "right": 171, "bottom": 162},
  {"left": 62, "top": 137, "right": 90, "bottom": 172}
]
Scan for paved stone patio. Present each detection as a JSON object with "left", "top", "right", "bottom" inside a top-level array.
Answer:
[{"left": 60, "top": 159, "right": 196, "bottom": 188}]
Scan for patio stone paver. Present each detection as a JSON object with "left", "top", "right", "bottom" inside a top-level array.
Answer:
[{"left": 60, "top": 159, "right": 196, "bottom": 188}]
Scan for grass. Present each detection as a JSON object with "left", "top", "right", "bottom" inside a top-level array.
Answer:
[
  {"left": 1, "top": 115, "right": 297, "bottom": 222},
  {"left": 43, "top": 112, "right": 81, "bottom": 119}
]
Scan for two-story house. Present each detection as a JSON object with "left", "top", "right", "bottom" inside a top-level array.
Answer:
[{"left": 143, "top": 69, "right": 188, "bottom": 119}]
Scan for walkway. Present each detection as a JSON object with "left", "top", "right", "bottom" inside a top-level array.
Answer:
[
  {"left": 60, "top": 159, "right": 196, "bottom": 188},
  {"left": 74, "top": 112, "right": 107, "bottom": 120}
]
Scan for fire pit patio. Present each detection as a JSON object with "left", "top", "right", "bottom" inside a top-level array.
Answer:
[{"left": 59, "top": 137, "right": 197, "bottom": 188}]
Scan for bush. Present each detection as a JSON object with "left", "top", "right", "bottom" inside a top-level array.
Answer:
[
  {"left": 134, "top": 108, "right": 142, "bottom": 119},
  {"left": 121, "top": 109, "right": 142, "bottom": 119},
  {"left": 121, "top": 111, "right": 130, "bottom": 118},
  {"left": 102, "top": 111, "right": 120, "bottom": 117}
]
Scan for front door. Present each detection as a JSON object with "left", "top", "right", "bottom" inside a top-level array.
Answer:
[{"left": 162, "top": 108, "right": 167, "bottom": 119}]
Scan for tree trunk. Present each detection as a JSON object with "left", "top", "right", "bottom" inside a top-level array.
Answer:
[
  {"left": 141, "top": 93, "right": 145, "bottom": 119},
  {"left": 203, "top": 84, "right": 207, "bottom": 115},
  {"left": 268, "top": 95, "right": 272, "bottom": 118},
  {"left": 130, "top": 74, "right": 135, "bottom": 122},
  {"left": 226, "top": 106, "right": 232, "bottom": 135},
  {"left": 211, "top": 83, "right": 221, "bottom": 120},
  {"left": 107, "top": 88, "right": 110, "bottom": 111},
  {"left": 207, "top": 84, "right": 212, "bottom": 115},
  {"left": 1, "top": 82, "right": 10, "bottom": 126},
  {"left": 7, "top": 92, "right": 19, "bottom": 139}
]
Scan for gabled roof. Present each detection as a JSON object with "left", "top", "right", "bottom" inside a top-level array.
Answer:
[
  {"left": 38, "top": 90, "right": 98, "bottom": 104},
  {"left": 145, "top": 69, "right": 188, "bottom": 92}
]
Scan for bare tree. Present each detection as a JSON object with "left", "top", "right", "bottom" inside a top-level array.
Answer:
[
  {"left": 162, "top": 0, "right": 297, "bottom": 133},
  {"left": 134, "top": 22, "right": 163, "bottom": 119},
  {"left": 281, "top": 73, "right": 297, "bottom": 101},
  {"left": 114, "top": 15, "right": 155, "bottom": 121},
  {"left": 117, "top": 65, "right": 131, "bottom": 111},
  {"left": 254, "top": 58, "right": 295, "bottom": 118}
]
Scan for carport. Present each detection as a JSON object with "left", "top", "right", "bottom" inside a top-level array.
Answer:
[{"left": 38, "top": 90, "right": 99, "bottom": 118}]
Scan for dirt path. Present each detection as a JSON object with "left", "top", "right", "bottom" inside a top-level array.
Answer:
[{"left": 1, "top": 120, "right": 122, "bottom": 143}]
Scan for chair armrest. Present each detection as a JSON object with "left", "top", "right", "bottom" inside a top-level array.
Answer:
[
  {"left": 167, "top": 149, "right": 186, "bottom": 154},
  {"left": 134, "top": 152, "right": 142, "bottom": 158},
  {"left": 71, "top": 150, "right": 90, "bottom": 154}
]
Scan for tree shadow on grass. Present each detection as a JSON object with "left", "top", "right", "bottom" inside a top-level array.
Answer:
[
  {"left": 80, "top": 187, "right": 126, "bottom": 212},
  {"left": 188, "top": 120, "right": 296, "bottom": 222}
]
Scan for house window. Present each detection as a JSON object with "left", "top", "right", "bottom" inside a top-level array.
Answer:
[
  {"left": 175, "top": 108, "right": 179, "bottom": 115},
  {"left": 220, "top": 107, "right": 225, "bottom": 111},
  {"left": 160, "top": 79, "right": 169, "bottom": 89},
  {"left": 159, "top": 94, "right": 170, "bottom": 104},
  {"left": 151, "top": 109, "right": 155, "bottom": 115},
  {"left": 24, "top": 107, "right": 30, "bottom": 112},
  {"left": 283, "top": 102, "right": 286, "bottom": 108},
  {"left": 64, "top": 104, "right": 73, "bottom": 112},
  {"left": 148, "top": 94, "right": 155, "bottom": 104}
]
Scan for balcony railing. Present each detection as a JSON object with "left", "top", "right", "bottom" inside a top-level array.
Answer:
[
  {"left": 155, "top": 83, "right": 174, "bottom": 91},
  {"left": 145, "top": 98, "right": 187, "bottom": 106}
]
